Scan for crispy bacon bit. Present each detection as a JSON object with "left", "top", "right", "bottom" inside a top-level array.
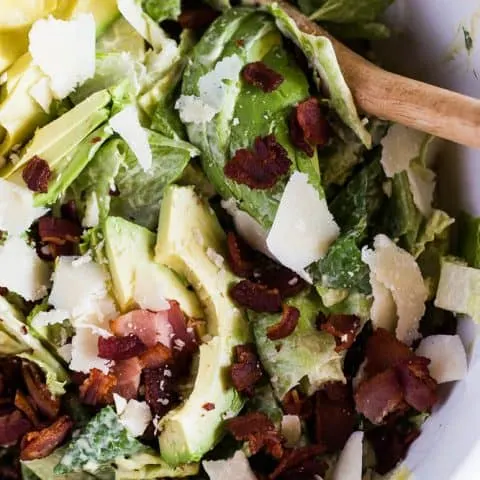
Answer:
[
  {"left": 168, "top": 301, "right": 198, "bottom": 356},
  {"left": 253, "top": 265, "right": 307, "bottom": 299},
  {"left": 202, "top": 402, "right": 215, "bottom": 411},
  {"left": 22, "top": 363, "right": 60, "bottom": 420},
  {"left": 227, "top": 231, "right": 255, "bottom": 278},
  {"left": 14, "top": 391, "right": 39, "bottom": 427},
  {"left": 354, "top": 369, "right": 406, "bottom": 424},
  {"left": 37, "top": 216, "right": 82, "bottom": 245},
  {"left": 139, "top": 343, "right": 172, "bottom": 369},
  {"left": 98, "top": 334, "right": 146, "bottom": 361},
  {"left": 20, "top": 415, "right": 73, "bottom": 461},
  {"left": 22, "top": 156, "right": 52, "bottom": 193},
  {"left": 230, "top": 280, "right": 282, "bottom": 313},
  {"left": 315, "top": 382, "right": 356, "bottom": 452},
  {"left": 224, "top": 135, "right": 291, "bottom": 190},
  {"left": 320, "top": 314, "right": 360, "bottom": 352},
  {"left": 226, "top": 412, "right": 284, "bottom": 459},
  {"left": 0, "top": 410, "right": 31, "bottom": 446},
  {"left": 267, "top": 305, "right": 300, "bottom": 341},
  {"left": 230, "top": 344, "right": 263, "bottom": 397},
  {"left": 178, "top": 6, "right": 219, "bottom": 30},
  {"left": 79, "top": 369, "right": 116, "bottom": 406},
  {"left": 364, "top": 328, "right": 414, "bottom": 378},
  {"left": 396, "top": 357, "right": 437, "bottom": 412},
  {"left": 112, "top": 357, "right": 142, "bottom": 400},
  {"left": 143, "top": 366, "right": 178, "bottom": 417},
  {"left": 269, "top": 445, "right": 326, "bottom": 480},
  {"left": 290, "top": 98, "right": 329, "bottom": 157},
  {"left": 367, "top": 425, "right": 420, "bottom": 475},
  {"left": 242, "top": 62, "right": 284, "bottom": 93}
]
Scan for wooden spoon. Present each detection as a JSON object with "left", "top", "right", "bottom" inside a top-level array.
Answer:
[{"left": 247, "top": 0, "right": 480, "bottom": 149}]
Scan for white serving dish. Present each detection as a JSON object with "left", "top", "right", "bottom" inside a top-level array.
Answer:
[{"left": 376, "top": 1, "right": 480, "bottom": 478}]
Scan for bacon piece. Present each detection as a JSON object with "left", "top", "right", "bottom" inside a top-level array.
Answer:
[
  {"left": 98, "top": 334, "right": 146, "bottom": 361},
  {"left": 22, "top": 156, "right": 52, "bottom": 193},
  {"left": 37, "top": 216, "right": 82, "bottom": 245},
  {"left": 253, "top": 265, "right": 307, "bottom": 299},
  {"left": 230, "top": 280, "right": 282, "bottom": 313},
  {"left": 290, "top": 98, "right": 329, "bottom": 157},
  {"left": 14, "top": 391, "right": 40, "bottom": 427},
  {"left": 139, "top": 343, "right": 172, "bottom": 369},
  {"left": 396, "top": 357, "right": 437, "bottom": 412},
  {"left": 282, "top": 389, "right": 312, "bottom": 419},
  {"left": 227, "top": 231, "right": 255, "bottom": 278},
  {"left": 20, "top": 415, "right": 73, "bottom": 461},
  {"left": 143, "top": 366, "right": 178, "bottom": 417},
  {"left": 267, "top": 306, "right": 300, "bottom": 341},
  {"left": 178, "top": 6, "right": 219, "bottom": 30},
  {"left": 22, "top": 363, "right": 60, "bottom": 420},
  {"left": 354, "top": 369, "right": 406, "bottom": 424},
  {"left": 112, "top": 357, "right": 142, "bottom": 400},
  {"left": 320, "top": 314, "right": 360, "bottom": 352},
  {"left": 110, "top": 309, "right": 172, "bottom": 348},
  {"left": 364, "top": 328, "right": 414, "bottom": 378},
  {"left": 226, "top": 412, "right": 283, "bottom": 459},
  {"left": 242, "top": 62, "right": 284, "bottom": 93},
  {"left": 367, "top": 425, "right": 420, "bottom": 475},
  {"left": 269, "top": 445, "right": 326, "bottom": 480},
  {"left": 79, "top": 369, "right": 116, "bottom": 406},
  {"left": 0, "top": 410, "right": 31, "bottom": 446},
  {"left": 230, "top": 344, "right": 263, "bottom": 396},
  {"left": 315, "top": 382, "right": 356, "bottom": 453},
  {"left": 168, "top": 301, "right": 198, "bottom": 356},
  {"left": 224, "top": 135, "right": 291, "bottom": 190}
]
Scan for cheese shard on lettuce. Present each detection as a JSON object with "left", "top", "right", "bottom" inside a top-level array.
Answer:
[
  {"left": 362, "top": 234, "right": 428, "bottom": 345},
  {"left": 28, "top": 14, "right": 96, "bottom": 99},
  {"left": 434, "top": 259, "right": 480, "bottom": 322},
  {"left": 203, "top": 451, "right": 256, "bottom": 480},
  {"left": 416, "top": 334, "right": 467, "bottom": 383},
  {"left": 266, "top": 172, "right": 340, "bottom": 280}
]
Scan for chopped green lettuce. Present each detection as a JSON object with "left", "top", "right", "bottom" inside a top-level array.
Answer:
[
  {"left": 205, "top": 0, "right": 232, "bottom": 10},
  {"left": 249, "top": 290, "right": 345, "bottom": 400},
  {"left": 412, "top": 209, "right": 454, "bottom": 259},
  {"left": 308, "top": 0, "right": 394, "bottom": 23},
  {"left": 458, "top": 212, "right": 480, "bottom": 268},
  {"left": 97, "top": 17, "right": 146, "bottom": 60},
  {"left": 266, "top": 3, "right": 371, "bottom": 147},
  {"left": 109, "top": 130, "right": 198, "bottom": 229},
  {"left": 245, "top": 384, "right": 283, "bottom": 426},
  {"left": 142, "top": 0, "right": 181, "bottom": 21},
  {"left": 55, "top": 406, "right": 147, "bottom": 474},
  {"left": 0, "top": 296, "right": 69, "bottom": 395},
  {"left": 322, "top": 21, "right": 390, "bottom": 40}
]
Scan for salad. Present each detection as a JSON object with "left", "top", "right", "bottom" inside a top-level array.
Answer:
[{"left": 0, "top": 0, "right": 478, "bottom": 479}]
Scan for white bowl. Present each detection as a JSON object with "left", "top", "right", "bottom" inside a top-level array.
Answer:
[{"left": 376, "top": 1, "right": 480, "bottom": 478}]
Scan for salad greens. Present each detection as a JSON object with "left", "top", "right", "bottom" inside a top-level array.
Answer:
[{"left": 0, "top": 1, "right": 475, "bottom": 479}]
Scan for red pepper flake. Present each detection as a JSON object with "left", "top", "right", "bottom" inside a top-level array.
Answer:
[
  {"left": 320, "top": 314, "right": 360, "bottom": 352},
  {"left": 230, "top": 279, "right": 282, "bottom": 313},
  {"left": 226, "top": 231, "right": 255, "bottom": 278},
  {"left": 22, "top": 156, "right": 52, "bottom": 193},
  {"left": 267, "top": 305, "right": 300, "bottom": 341},
  {"left": 20, "top": 415, "right": 73, "bottom": 461},
  {"left": 98, "top": 334, "right": 147, "bottom": 361},
  {"left": 178, "top": 6, "right": 219, "bottom": 30},
  {"left": 224, "top": 135, "right": 291, "bottom": 190},
  {"left": 242, "top": 62, "right": 284, "bottom": 93},
  {"left": 269, "top": 444, "right": 326, "bottom": 480},
  {"left": 226, "top": 412, "right": 284, "bottom": 459},
  {"left": 230, "top": 344, "right": 263, "bottom": 397},
  {"left": 202, "top": 402, "right": 215, "bottom": 411},
  {"left": 315, "top": 382, "right": 356, "bottom": 453},
  {"left": 37, "top": 216, "right": 82, "bottom": 246},
  {"left": 79, "top": 369, "right": 117, "bottom": 406},
  {"left": 290, "top": 98, "right": 329, "bottom": 157},
  {"left": 138, "top": 343, "right": 173, "bottom": 369},
  {"left": 91, "top": 136, "right": 102, "bottom": 144}
]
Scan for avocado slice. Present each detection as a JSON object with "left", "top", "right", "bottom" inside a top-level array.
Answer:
[
  {"left": 104, "top": 216, "right": 204, "bottom": 319},
  {"left": 2, "top": 89, "right": 111, "bottom": 178},
  {"left": 155, "top": 186, "right": 250, "bottom": 466}
]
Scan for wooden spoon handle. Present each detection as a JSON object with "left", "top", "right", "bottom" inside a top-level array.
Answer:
[{"left": 250, "top": 0, "right": 480, "bottom": 149}]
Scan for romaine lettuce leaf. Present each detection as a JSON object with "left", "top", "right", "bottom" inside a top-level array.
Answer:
[
  {"left": 245, "top": 383, "right": 283, "bottom": 426},
  {"left": 412, "top": 209, "right": 454, "bottom": 259},
  {"left": 142, "top": 0, "right": 181, "bottom": 21},
  {"left": 266, "top": 3, "right": 371, "bottom": 147},
  {"left": 249, "top": 290, "right": 345, "bottom": 400},
  {"left": 109, "top": 130, "right": 198, "bottom": 229},
  {"left": 458, "top": 212, "right": 480, "bottom": 268},
  {"left": 0, "top": 296, "right": 69, "bottom": 396},
  {"left": 308, "top": 0, "right": 394, "bottom": 23},
  {"left": 322, "top": 21, "right": 390, "bottom": 40},
  {"left": 205, "top": 0, "right": 232, "bottom": 10},
  {"left": 55, "top": 406, "right": 147, "bottom": 474},
  {"left": 97, "top": 17, "right": 146, "bottom": 60}
]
